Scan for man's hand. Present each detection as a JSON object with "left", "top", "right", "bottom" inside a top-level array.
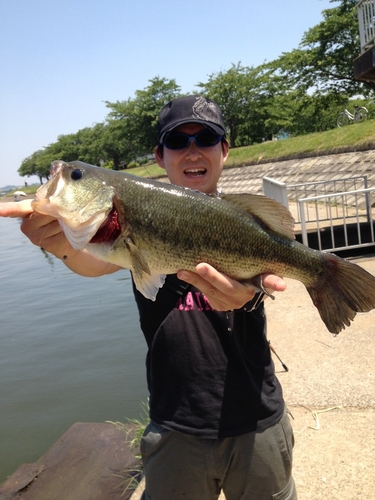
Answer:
[
  {"left": 0, "top": 201, "right": 76, "bottom": 259},
  {"left": 0, "top": 201, "right": 121, "bottom": 277},
  {"left": 177, "top": 263, "right": 286, "bottom": 311},
  {"left": 22, "top": 212, "right": 79, "bottom": 259},
  {"left": 0, "top": 199, "right": 33, "bottom": 218}
]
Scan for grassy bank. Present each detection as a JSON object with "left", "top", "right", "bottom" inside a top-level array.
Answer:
[
  {"left": 1, "top": 184, "right": 40, "bottom": 199},
  {"left": 5, "top": 119, "right": 375, "bottom": 198},
  {"left": 132, "top": 118, "right": 375, "bottom": 175},
  {"left": 224, "top": 118, "right": 375, "bottom": 168}
]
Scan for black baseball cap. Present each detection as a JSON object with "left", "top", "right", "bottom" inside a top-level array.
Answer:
[{"left": 157, "top": 95, "right": 226, "bottom": 144}]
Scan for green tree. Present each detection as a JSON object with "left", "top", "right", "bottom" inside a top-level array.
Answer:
[
  {"left": 43, "top": 133, "right": 83, "bottom": 163},
  {"left": 134, "top": 76, "right": 182, "bottom": 150},
  {"left": 73, "top": 126, "right": 105, "bottom": 165},
  {"left": 198, "top": 63, "right": 271, "bottom": 147},
  {"left": 18, "top": 150, "right": 51, "bottom": 184},
  {"left": 105, "top": 76, "right": 182, "bottom": 161},
  {"left": 18, "top": 126, "right": 108, "bottom": 182},
  {"left": 100, "top": 119, "right": 134, "bottom": 170},
  {"left": 262, "top": 88, "right": 348, "bottom": 136},
  {"left": 269, "top": 0, "right": 371, "bottom": 96}
]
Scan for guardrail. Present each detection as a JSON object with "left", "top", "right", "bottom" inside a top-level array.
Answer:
[
  {"left": 357, "top": 0, "right": 375, "bottom": 53},
  {"left": 298, "top": 187, "right": 375, "bottom": 251},
  {"left": 263, "top": 176, "right": 375, "bottom": 252},
  {"left": 263, "top": 176, "right": 370, "bottom": 220},
  {"left": 286, "top": 176, "right": 370, "bottom": 224}
]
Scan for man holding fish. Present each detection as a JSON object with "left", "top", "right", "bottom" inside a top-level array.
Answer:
[{"left": 0, "top": 96, "right": 305, "bottom": 499}]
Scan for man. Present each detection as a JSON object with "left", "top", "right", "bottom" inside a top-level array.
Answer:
[{"left": 0, "top": 95, "right": 296, "bottom": 499}]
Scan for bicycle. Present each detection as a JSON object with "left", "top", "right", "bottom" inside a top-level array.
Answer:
[{"left": 337, "top": 106, "right": 368, "bottom": 127}]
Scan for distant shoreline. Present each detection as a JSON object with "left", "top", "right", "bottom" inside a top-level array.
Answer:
[{"left": 1, "top": 194, "right": 34, "bottom": 202}]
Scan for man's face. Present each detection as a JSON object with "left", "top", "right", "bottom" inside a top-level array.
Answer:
[{"left": 154, "top": 123, "right": 229, "bottom": 195}]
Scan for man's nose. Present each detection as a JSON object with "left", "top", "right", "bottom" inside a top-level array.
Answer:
[{"left": 185, "top": 140, "right": 202, "bottom": 160}]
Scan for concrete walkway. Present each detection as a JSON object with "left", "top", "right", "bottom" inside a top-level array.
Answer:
[{"left": 266, "top": 256, "right": 375, "bottom": 499}]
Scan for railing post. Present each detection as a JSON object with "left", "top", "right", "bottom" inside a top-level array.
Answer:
[
  {"left": 262, "top": 177, "right": 289, "bottom": 208},
  {"left": 298, "top": 199, "right": 309, "bottom": 247},
  {"left": 363, "top": 176, "right": 372, "bottom": 223}
]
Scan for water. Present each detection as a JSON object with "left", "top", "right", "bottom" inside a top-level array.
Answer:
[{"left": 0, "top": 217, "right": 149, "bottom": 482}]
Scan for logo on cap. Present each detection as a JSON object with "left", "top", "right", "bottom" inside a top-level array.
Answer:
[{"left": 192, "top": 96, "right": 220, "bottom": 123}]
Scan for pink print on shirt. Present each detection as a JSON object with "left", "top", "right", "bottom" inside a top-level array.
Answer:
[{"left": 177, "top": 291, "right": 214, "bottom": 312}]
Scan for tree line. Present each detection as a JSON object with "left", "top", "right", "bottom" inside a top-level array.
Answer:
[{"left": 19, "top": 0, "right": 373, "bottom": 183}]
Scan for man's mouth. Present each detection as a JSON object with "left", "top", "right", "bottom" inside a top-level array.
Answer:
[{"left": 184, "top": 168, "right": 207, "bottom": 177}]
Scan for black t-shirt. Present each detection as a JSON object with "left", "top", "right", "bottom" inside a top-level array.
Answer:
[{"left": 133, "top": 275, "right": 284, "bottom": 439}]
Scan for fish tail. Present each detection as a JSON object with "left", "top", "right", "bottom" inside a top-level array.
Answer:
[{"left": 306, "top": 253, "right": 375, "bottom": 334}]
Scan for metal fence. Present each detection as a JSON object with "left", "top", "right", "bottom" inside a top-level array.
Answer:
[
  {"left": 298, "top": 188, "right": 375, "bottom": 251},
  {"left": 357, "top": 0, "right": 375, "bottom": 53},
  {"left": 286, "top": 176, "right": 370, "bottom": 224},
  {"left": 263, "top": 176, "right": 375, "bottom": 252}
]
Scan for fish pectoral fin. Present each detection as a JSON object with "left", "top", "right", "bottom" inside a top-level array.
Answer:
[
  {"left": 125, "top": 237, "right": 166, "bottom": 300},
  {"left": 221, "top": 193, "right": 295, "bottom": 240},
  {"left": 133, "top": 272, "right": 166, "bottom": 301},
  {"left": 242, "top": 276, "right": 275, "bottom": 300},
  {"left": 125, "top": 237, "right": 151, "bottom": 278}
]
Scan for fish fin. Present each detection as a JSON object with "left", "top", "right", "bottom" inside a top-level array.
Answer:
[
  {"left": 125, "top": 236, "right": 166, "bottom": 300},
  {"left": 307, "top": 253, "right": 375, "bottom": 334},
  {"left": 132, "top": 272, "right": 166, "bottom": 301},
  {"left": 221, "top": 193, "right": 295, "bottom": 240},
  {"left": 125, "top": 237, "right": 151, "bottom": 278}
]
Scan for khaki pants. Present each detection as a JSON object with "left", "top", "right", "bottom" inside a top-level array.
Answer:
[{"left": 140, "top": 410, "right": 297, "bottom": 500}]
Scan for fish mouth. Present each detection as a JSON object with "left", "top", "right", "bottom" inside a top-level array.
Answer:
[
  {"left": 184, "top": 167, "right": 207, "bottom": 178},
  {"left": 89, "top": 207, "right": 121, "bottom": 244}
]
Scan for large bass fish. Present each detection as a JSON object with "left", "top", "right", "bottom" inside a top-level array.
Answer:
[{"left": 32, "top": 160, "right": 375, "bottom": 334}]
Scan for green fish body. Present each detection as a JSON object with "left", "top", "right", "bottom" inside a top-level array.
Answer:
[{"left": 32, "top": 160, "right": 375, "bottom": 334}]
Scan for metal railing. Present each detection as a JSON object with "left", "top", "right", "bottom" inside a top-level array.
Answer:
[
  {"left": 357, "top": 0, "right": 375, "bottom": 53},
  {"left": 298, "top": 188, "right": 375, "bottom": 251},
  {"left": 263, "top": 176, "right": 375, "bottom": 252},
  {"left": 263, "top": 176, "right": 370, "bottom": 221},
  {"left": 262, "top": 177, "right": 289, "bottom": 208},
  {"left": 287, "top": 176, "right": 370, "bottom": 224}
]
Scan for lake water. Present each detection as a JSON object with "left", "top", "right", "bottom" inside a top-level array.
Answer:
[{"left": 0, "top": 216, "right": 149, "bottom": 483}]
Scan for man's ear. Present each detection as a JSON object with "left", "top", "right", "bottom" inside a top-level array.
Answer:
[
  {"left": 154, "top": 146, "right": 165, "bottom": 169},
  {"left": 222, "top": 140, "right": 229, "bottom": 164}
]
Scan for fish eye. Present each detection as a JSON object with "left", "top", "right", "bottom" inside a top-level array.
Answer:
[{"left": 71, "top": 169, "right": 83, "bottom": 181}]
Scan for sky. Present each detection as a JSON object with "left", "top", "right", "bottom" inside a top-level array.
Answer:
[{"left": 0, "top": 0, "right": 338, "bottom": 188}]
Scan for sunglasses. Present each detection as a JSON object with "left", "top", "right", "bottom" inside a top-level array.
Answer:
[{"left": 163, "top": 131, "right": 223, "bottom": 150}]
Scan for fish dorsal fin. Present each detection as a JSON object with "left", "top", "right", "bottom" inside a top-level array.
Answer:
[{"left": 221, "top": 193, "right": 295, "bottom": 240}]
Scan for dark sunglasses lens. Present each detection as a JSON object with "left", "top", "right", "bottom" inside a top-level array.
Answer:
[
  {"left": 164, "top": 131, "right": 222, "bottom": 149},
  {"left": 196, "top": 131, "right": 221, "bottom": 147},
  {"left": 164, "top": 134, "right": 189, "bottom": 149}
]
